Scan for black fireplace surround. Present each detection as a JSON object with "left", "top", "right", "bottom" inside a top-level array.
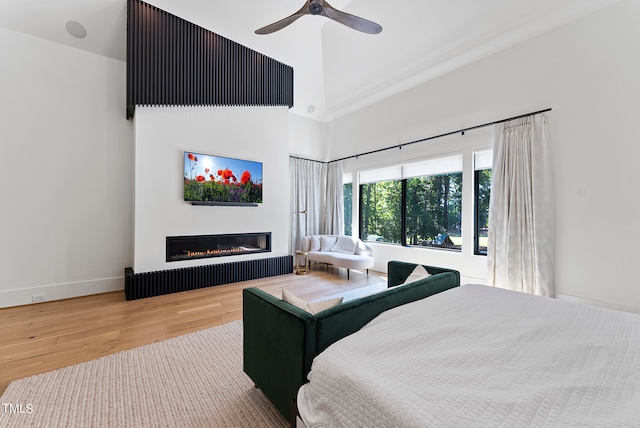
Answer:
[
  {"left": 125, "top": 231, "right": 290, "bottom": 301},
  {"left": 166, "top": 232, "right": 271, "bottom": 262},
  {"left": 124, "top": 254, "right": 292, "bottom": 301}
]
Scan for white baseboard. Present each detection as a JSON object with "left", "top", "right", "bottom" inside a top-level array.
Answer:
[
  {"left": 555, "top": 293, "right": 640, "bottom": 314},
  {"left": 0, "top": 277, "right": 124, "bottom": 308}
]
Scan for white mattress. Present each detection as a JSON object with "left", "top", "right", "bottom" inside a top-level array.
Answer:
[{"left": 297, "top": 284, "right": 640, "bottom": 427}]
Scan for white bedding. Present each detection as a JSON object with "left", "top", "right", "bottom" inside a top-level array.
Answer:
[{"left": 297, "top": 284, "right": 640, "bottom": 427}]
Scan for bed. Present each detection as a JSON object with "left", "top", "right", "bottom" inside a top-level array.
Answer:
[{"left": 297, "top": 284, "right": 640, "bottom": 427}]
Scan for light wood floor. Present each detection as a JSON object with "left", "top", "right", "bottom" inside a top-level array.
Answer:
[{"left": 0, "top": 265, "right": 386, "bottom": 394}]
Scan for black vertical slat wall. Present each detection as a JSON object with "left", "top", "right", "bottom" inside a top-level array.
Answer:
[
  {"left": 126, "top": 0, "right": 294, "bottom": 119},
  {"left": 124, "top": 255, "right": 293, "bottom": 301}
]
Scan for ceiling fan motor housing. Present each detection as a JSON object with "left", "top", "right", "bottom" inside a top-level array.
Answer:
[{"left": 309, "top": 2, "right": 323, "bottom": 15}]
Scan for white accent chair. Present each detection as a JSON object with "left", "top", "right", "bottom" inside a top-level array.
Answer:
[{"left": 300, "top": 235, "right": 374, "bottom": 279}]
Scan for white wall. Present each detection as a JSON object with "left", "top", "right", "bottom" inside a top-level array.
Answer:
[
  {"left": 328, "top": 0, "right": 640, "bottom": 312},
  {"left": 341, "top": 127, "right": 493, "bottom": 285},
  {"left": 0, "top": 27, "right": 133, "bottom": 307},
  {"left": 289, "top": 113, "right": 327, "bottom": 161},
  {"left": 2, "top": 2, "right": 637, "bottom": 312},
  {"left": 0, "top": 24, "right": 308, "bottom": 307},
  {"left": 133, "top": 106, "right": 290, "bottom": 273}
]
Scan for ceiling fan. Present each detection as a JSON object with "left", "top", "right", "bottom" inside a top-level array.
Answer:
[{"left": 255, "top": 0, "right": 382, "bottom": 35}]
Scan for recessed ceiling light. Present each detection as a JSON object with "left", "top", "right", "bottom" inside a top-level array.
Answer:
[
  {"left": 65, "top": 20, "right": 87, "bottom": 39},
  {"left": 307, "top": 105, "right": 316, "bottom": 113}
]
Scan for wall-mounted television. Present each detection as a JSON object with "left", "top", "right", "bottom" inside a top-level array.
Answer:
[{"left": 184, "top": 151, "right": 263, "bottom": 206}]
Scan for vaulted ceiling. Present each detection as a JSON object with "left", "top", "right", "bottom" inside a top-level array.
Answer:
[{"left": 0, "top": 0, "right": 621, "bottom": 121}]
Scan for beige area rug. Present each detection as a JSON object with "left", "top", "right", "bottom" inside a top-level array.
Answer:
[{"left": 0, "top": 320, "right": 288, "bottom": 428}]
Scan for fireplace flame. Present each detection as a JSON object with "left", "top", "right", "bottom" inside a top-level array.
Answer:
[
  {"left": 184, "top": 247, "right": 250, "bottom": 258},
  {"left": 166, "top": 234, "right": 270, "bottom": 263}
]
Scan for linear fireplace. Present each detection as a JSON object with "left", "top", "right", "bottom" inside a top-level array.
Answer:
[{"left": 166, "top": 232, "right": 271, "bottom": 262}]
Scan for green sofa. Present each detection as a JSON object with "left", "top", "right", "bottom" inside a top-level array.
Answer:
[{"left": 242, "top": 260, "right": 460, "bottom": 423}]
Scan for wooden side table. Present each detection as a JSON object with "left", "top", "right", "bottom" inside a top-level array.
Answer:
[{"left": 295, "top": 250, "right": 309, "bottom": 275}]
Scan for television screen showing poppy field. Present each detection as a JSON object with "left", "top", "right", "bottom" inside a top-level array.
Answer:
[{"left": 184, "top": 152, "right": 263, "bottom": 204}]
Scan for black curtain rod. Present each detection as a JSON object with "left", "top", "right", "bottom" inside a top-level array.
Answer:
[
  {"left": 328, "top": 108, "right": 552, "bottom": 163},
  {"left": 289, "top": 155, "right": 327, "bottom": 164}
]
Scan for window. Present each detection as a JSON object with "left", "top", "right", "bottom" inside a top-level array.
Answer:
[
  {"left": 406, "top": 173, "right": 462, "bottom": 249},
  {"left": 359, "top": 155, "right": 463, "bottom": 251},
  {"left": 343, "top": 174, "right": 353, "bottom": 236},
  {"left": 474, "top": 150, "right": 492, "bottom": 255},
  {"left": 360, "top": 179, "right": 402, "bottom": 244}
]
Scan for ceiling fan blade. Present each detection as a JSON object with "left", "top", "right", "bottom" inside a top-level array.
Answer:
[
  {"left": 322, "top": 1, "right": 382, "bottom": 34},
  {"left": 255, "top": 3, "right": 311, "bottom": 35}
]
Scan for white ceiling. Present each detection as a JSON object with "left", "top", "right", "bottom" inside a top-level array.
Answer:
[{"left": 0, "top": 0, "right": 622, "bottom": 121}]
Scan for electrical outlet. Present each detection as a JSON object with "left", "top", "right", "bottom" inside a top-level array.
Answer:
[{"left": 32, "top": 294, "right": 46, "bottom": 303}]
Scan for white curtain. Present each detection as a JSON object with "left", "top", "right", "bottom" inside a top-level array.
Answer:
[
  {"left": 325, "top": 162, "right": 344, "bottom": 235},
  {"left": 289, "top": 157, "right": 345, "bottom": 254},
  {"left": 290, "top": 157, "right": 326, "bottom": 254},
  {"left": 487, "top": 113, "right": 554, "bottom": 297}
]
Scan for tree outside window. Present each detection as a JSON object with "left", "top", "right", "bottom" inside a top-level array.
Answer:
[
  {"left": 343, "top": 182, "right": 352, "bottom": 236},
  {"left": 475, "top": 169, "right": 491, "bottom": 254},
  {"left": 360, "top": 180, "right": 402, "bottom": 244},
  {"left": 406, "top": 173, "right": 462, "bottom": 250},
  {"left": 359, "top": 171, "right": 462, "bottom": 251}
]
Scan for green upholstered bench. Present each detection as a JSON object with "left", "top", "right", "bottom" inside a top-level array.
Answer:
[{"left": 242, "top": 260, "right": 460, "bottom": 424}]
